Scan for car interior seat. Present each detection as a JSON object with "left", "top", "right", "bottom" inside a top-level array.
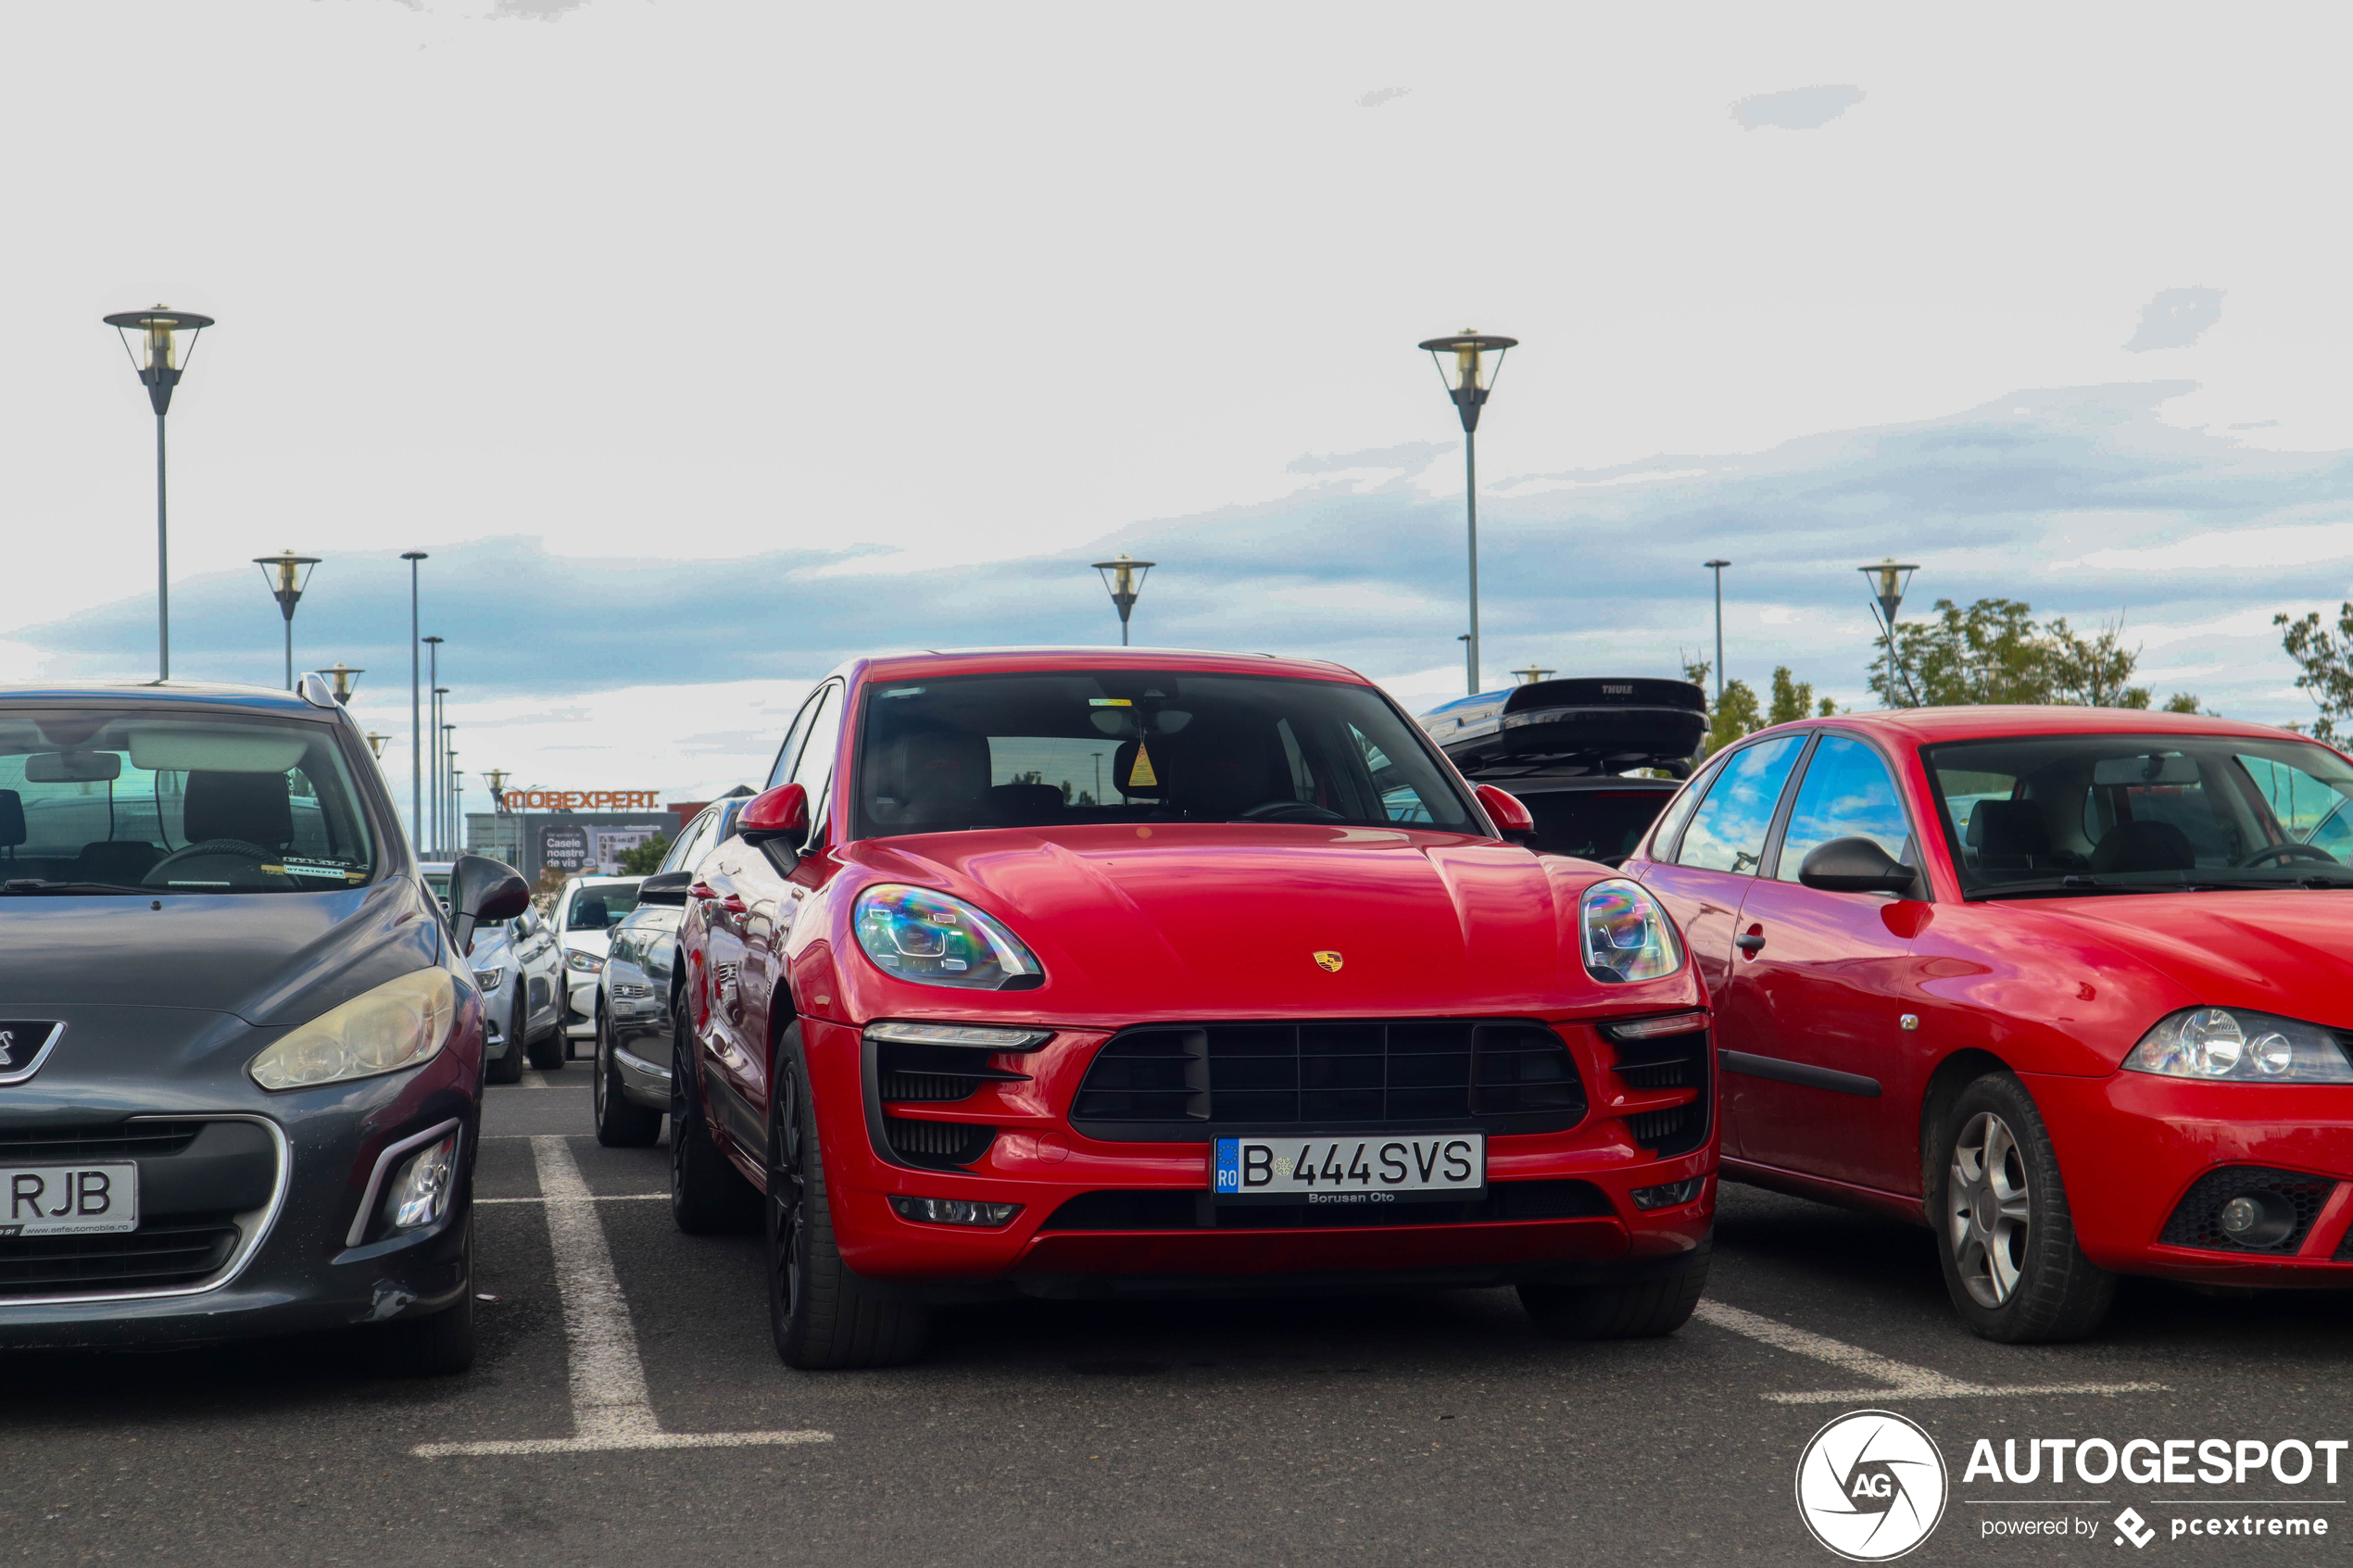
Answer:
[
  {"left": 2089, "top": 819, "right": 2198, "bottom": 873},
  {"left": 0, "top": 788, "right": 21, "bottom": 862},
  {"left": 871, "top": 727, "right": 991, "bottom": 831},
  {"left": 181, "top": 770, "right": 294, "bottom": 852},
  {"left": 1966, "top": 799, "right": 2053, "bottom": 869},
  {"left": 75, "top": 840, "right": 163, "bottom": 883},
  {"left": 985, "top": 782, "right": 1065, "bottom": 826},
  {"left": 1165, "top": 721, "right": 1290, "bottom": 820},
  {"left": 573, "top": 898, "right": 610, "bottom": 931}
]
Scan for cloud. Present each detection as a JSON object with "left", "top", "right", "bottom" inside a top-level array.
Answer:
[
  {"left": 1356, "top": 87, "right": 1410, "bottom": 108},
  {"left": 2124, "top": 286, "right": 2226, "bottom": 351},
  {"left": 1286, "top": 440, "right": 1453, "bottom": 474},
  {"left": 1730, "top": 85, "right": 1867, "bottom": 131}
]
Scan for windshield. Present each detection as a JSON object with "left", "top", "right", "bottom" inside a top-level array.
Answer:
[
  {"left": 1519, "top": 789, "right": 1673, "bottom": 865},
  {"left": 850, "top": 671, "right": 1478, "bottom": 838},
  {"left": 564, "top": 883, "right": 640, "bottom": 931},
  {"left": 0, "top": 707, "right": 378, "bottom": 892},
  {"left": 1924, "top": 732, "right": 2353, "bottom": 897}
]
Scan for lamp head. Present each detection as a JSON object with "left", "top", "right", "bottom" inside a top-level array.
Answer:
[
  {"left": 1090, "top": 554, "right": 1155, "bottom": 617},
  {"left": 364, "top": 731, "right": 389, "bottom": 758},
  {"left": 252, "top": 550, "right": 321, "bottom": 620},
  {"left": 103, "top": 306, "right": 214, "bottom": 414},
  {"left": 1511, "top": 664, "right": 1554, "bottom": 685},
  {"left": 1416, "top": 330, "right": 1518, "bottom": 432},
  {"left": 323, "top": 661, "right": 364, "bottom": 703},
  {"left": 1857, "top": 558, "right": 1919, "bottom": 625}
]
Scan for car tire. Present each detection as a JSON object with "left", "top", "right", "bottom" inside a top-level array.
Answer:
[
  {"left": 486, "top": 993, "right": 526, "bottom": 1085},
  {"left": 764, "top": 1022, "right": 928, "bottom": 1369},
  {"left": 369, "top": 1231, "right": 478, "bottom": 1377},
  {"left": 1932, "top": 1071, "right": 2115, "bottom": 1343},
  {"left": 594, "top": 999, "right": 662, "bottom": 1148},
  {"left": 670, "top": 994, "right": 758, "bottom": 1235},
  {"left": 525, "top": 1015, "right": 565, "bottom": 1073},
  {"left": 1518, "top": 1236, "right": 1710, "bottom": 1339}
]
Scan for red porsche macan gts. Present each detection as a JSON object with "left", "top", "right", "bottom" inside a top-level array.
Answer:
[{"left": 651, "top": 648, "right": 1717, "bottom": 1367}]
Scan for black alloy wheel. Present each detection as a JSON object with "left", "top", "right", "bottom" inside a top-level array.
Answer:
[
  {"left": 594, "top": 997, "right": 661, "bottom": 1147},
  {"left": 669, "top": 990, "right": 758, "bottom": 1235},
  {"left": 1518, "top": 1235, "right": 1710, "bottom": 1339},
  {"left": 1932, "top": 1071, "right": 2115, "bottom": 1342},
  {"left": 486, "top": 990, "right": 526, "bottom": 1085},
  {"left": 764, "top": 1022, "right": 928, "bottom": 1369}
]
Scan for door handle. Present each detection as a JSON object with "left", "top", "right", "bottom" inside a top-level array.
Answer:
[{"left": 1735, "top": 931, "right": 1767, "bottom": 955}]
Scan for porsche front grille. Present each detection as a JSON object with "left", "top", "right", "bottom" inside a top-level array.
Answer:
[{"left": 1069, "top": 1019, "right": 1586, "bottom": 1141}]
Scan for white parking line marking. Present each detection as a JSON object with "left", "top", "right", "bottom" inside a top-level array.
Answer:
[
  {"left": 412, "top": 1135, "right": 832, "bottom": 1459},
  {"left": 519, "top": 1070, "right": 552, "bottom": 1088},
  {"left": 1692, "top": 1300, "right": 2168, "bottom": 1403}
]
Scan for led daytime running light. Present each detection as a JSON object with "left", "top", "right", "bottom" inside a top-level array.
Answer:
[{"left": 863, "top": 1021, "right": 1053, "bottom": 1050}]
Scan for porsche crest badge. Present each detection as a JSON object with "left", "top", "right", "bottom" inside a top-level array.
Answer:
[{"left": 1313, "top": 950, "right": 1344, "bottom": 972}]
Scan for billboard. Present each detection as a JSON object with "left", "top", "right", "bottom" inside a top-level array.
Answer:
[{"left": 534, "top": 818, "right": 670, "bottom": 877}]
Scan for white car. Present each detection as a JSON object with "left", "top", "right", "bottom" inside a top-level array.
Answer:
[{"left": 548, "top": 873, "right": 643, "bottom": 1063}]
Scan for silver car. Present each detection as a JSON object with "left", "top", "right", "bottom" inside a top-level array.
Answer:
[{"left": 421, "top": 860, "right": 563, "bottom": 1083}]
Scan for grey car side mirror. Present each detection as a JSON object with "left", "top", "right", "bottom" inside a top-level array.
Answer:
[
  {"left": 1797, "top": 836, "right": 1920, "bottom": 897},
  {"left": 447, "top": 853, "right": 531, "bottom": 957},
  {"left": 636, "top": 870, "right": 693, "bottom": 906}
]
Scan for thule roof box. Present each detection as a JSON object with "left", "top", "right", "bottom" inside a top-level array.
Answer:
[{"left": 1419, "top": 677, "right": 1707, "bottom": 777}]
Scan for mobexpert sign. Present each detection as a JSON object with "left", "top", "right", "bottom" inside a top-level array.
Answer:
[{"left": 502, "top": 787, "right": 662, "bottom": 810}]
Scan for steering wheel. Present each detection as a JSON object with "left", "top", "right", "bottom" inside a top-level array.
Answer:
[
  {"left": 2234, "top": 841, "right": 2342, "bottom": 869},
  {"left": 1237, "top": 799, "right": 1350, "bottom": 823},
  {"left": 144, "top": 838, "right": 277, "bottom": 885}
]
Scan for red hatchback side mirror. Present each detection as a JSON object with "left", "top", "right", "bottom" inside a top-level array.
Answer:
[
  {"left": 737, "top": 782, "right": 810, "bottom": 845},
  {"left": 1475, "top": 784, "right": 1536, "bottom": 843}
]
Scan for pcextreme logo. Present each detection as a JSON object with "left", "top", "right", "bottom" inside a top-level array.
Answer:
[{"left": 1796, "top": 1410, "right": 1950, "bottom": 1562}]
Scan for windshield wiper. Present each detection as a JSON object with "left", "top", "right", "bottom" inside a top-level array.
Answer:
[
  {"left": 0, "top": 878, "right": 150, "bottom": 896},
  {"left": 1970, "top": 875, "right": 2159, "bottom": 900}
]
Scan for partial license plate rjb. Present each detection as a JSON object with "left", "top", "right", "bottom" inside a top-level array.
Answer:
[
  {"left": 0, "top": 1163, "right": 138, "bottom": 1236},
  {"left": 1212, "top": 1134, "right": 1484, "bottom": 1206}
]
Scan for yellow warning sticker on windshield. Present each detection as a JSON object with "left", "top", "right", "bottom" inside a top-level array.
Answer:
[{"left": 1127, "top": 743, "right": 1159, "bottom": 788}]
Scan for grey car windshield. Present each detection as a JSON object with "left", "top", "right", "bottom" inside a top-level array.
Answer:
[
  {"left": 1926, "top": 731, "right": 2353, "bottom": 895},
  {"left": 852, "top": 671, "right": 1478, "bottom": 837},
  {"left": 0, "top": 708, "right": 378, "bottom": 892}
]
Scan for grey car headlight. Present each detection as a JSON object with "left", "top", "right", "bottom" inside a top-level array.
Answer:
[
  {"left": 249, "top": 969, "right": 461, "bottom": 1092},
  {"left": 2123, "top": 1007, "right": 2353, "bottom": 1083},
  {"left": 472, "top": 966, "right": 506, "bottom": 992}
]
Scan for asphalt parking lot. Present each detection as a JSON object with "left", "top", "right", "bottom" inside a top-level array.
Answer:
[{"left": 4, "top": 1075, "right": 2347, "bottom": 1568}]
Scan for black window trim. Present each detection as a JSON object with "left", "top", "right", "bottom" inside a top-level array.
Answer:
[{"left": 1662, "top": 729, "right": 1813, "bottom": 873}]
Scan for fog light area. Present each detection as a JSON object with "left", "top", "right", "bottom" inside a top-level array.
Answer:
[
  {"left": 1629, "top": 1177, "right": 1705, "bottom": 1210},
  {"left": 890, "top": 1196, "right": 1022, "bottom": 1227},
  {"left": 387, "top": 1134, "right": 460, "bottom": 1231}
]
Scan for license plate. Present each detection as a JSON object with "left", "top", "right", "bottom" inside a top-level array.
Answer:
[
  {"left": 1212, "top": 1134, "right": 1485, "bottom": 1206},
  {"left": 0, "top": 1164, "right": 138, "bottom": 1236}
]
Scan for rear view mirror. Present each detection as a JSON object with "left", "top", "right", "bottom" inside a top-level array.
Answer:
[
  {"left": 23, "top": 750, "right": 121, "bottom": 783},
  {"left": 637, "top": 870, "right": 693, "bottom": 905},
  {"left": 738, "top": 782, "right": 810, "bottom": 846},
  {"left": 2092, "top": 752, "right": 2199, "bottom": 786},
  {"left": 447, "top": 853, "right": 531, "bottom": 957},
  {"left": 1798, "top": 836, "right": 1920, "bottom": 897}
]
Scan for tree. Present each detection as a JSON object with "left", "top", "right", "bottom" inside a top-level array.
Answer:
[
  {"left": 2277, "top": 604, "right": 2353, "bottom": 742},
  {"left": 1869, "top": 598, "right": 2196, "bottom": 713},
  {"left": 1707, "top": 679, "right": 1762, "bottom": 753},
  {"left": 1768, "top": 667, "right": 1814, "bottom": 726},
  {"left": 617, "top": 834, "right": 673, "bottom": 875}
]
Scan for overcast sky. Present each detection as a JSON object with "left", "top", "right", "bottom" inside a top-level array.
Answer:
[{"left": 6, "top": 1, "right": 2353, "bottom": 816}]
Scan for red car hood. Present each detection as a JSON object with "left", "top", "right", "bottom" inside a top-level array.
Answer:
[
  {"left": 2015, "top": 890, "right": 2353, "bottom": 1022},
  {"left": 839, "top": 823, "right": 1618, "bottom": 1021}
]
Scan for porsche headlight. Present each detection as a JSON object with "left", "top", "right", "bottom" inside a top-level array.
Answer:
[
  {"left": 249, "top": 969, "right": 461, "bottom": 1092},
  {"left": 852, "top": 884, "right": 1043, "bottom": 990},
  {"left": 1579, "top": 879, "right": 1682, "bottom": 984},
  {"left": 2124, "top": 1007, "right": 2353, "bottom": 1083}
]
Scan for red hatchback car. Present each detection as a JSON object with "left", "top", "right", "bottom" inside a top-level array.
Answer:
[
  {"left": 655, "top": 648, "right": 1716, "bottom": 1367},
  {"left": 1629, "top": 706, "right": 2353, "bottom": 1342}
]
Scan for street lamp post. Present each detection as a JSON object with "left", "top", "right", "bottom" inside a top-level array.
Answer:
[
  {"left": 1090, "top": 555, "right": 1155, "bottom": 646},
  {"left": 484, "top": 768, "right": 510, "bottom": 813},
  {"left": 1704, "top": 559, "right": 1730, "bottom": 706},
  {"left": 104, "top": 307, "right": 214, "bottom": 683},
  {"left": 1858, "top": 558, "right": 1922, "bottom": 707},
  {"left": 323, "top": 662, "right": 364, "bottom": 706},
  {"left": 365, "top": 731, "right": 389, "bottom": 759},
  {"left": 252, "top": 550, "right": 322, "bottom": 690},
  {"left": 1417, "top": 329, "right": 1517, "bottom": 696},
  {"left": 448, "top": 758, "right": 462, "bottom": 854},
  {"left": 402, "top": 552, "right": 428, "bottom": 851},
  {"left": 1511, "top": 664, "right": 1554, "bottom": 686},
  {"left": 438, "top": 713, "right": 455, "bottom": 855},
  {"left": 422, "top": 636, "right": 445, "bottom": 853}
]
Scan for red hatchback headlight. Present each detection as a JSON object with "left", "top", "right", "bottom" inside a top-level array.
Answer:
[{"left": 2123, "top": 1007, "right": 2353, "bottom": 1084}]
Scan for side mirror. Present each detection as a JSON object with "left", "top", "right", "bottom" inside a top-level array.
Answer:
[
  {"left": 737, "top": 782, "right": 810, "bottom": 847},
  {"left": 447, "top": 852, "right": 531, "bottom": 957},
  {"left": 637, "top": 870, "right": 693, "bottom": 906},
  {"left": 1797, "top": 836, "right": 1920, "bottom": 897},
  {"left": 1475, "top": 784, "right": 1536, "bottom": 845}
]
